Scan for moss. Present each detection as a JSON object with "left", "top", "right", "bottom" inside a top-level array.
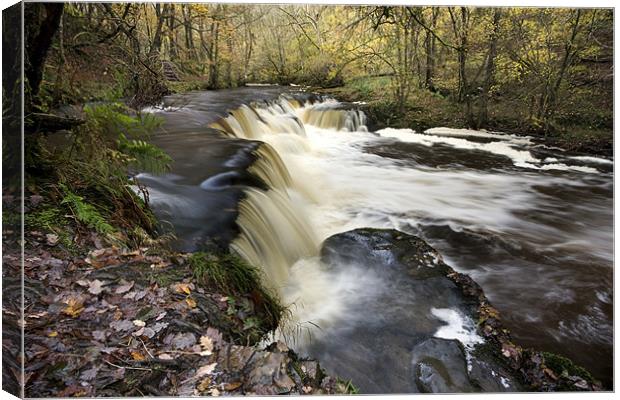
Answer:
[{"left": 542, "top": 352, "right": 595, "bottom": 384}]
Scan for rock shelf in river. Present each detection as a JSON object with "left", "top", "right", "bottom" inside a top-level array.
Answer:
[{"left": 313, "top": 228, "right": 601, "bottom": 393}]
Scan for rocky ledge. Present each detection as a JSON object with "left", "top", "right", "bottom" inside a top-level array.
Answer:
[{"left": 317, "top": 228, "right": 602, "bottom": 393}]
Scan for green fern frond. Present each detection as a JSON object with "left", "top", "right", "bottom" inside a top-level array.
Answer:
[
  {"left": 117, "top": 135, "right": 171, "bottom": 174},
  {"left": 60, "top": 186, "right": 116, "bottom": 236}
]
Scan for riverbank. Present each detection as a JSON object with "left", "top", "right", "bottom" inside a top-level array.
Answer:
[
  {"left": 316, "top": 76, "right": 613, "bottom": 157},
  {"left": 2, "top": 193, "right": 354, "bottom": 396}
]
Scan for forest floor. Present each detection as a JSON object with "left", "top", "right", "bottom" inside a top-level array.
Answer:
[
  {"left": 1, "top": 193, "right": 354, "bottom": 397},
  {"left": 317, "top": 76, "right": 613, "bottom": 157}
]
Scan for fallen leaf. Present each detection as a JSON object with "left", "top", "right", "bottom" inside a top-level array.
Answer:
[
  {"left": 46, "top": 234, "right": 59, "bottom": 246},
  {"left": 199, "top": 335, "right": 214, "bottom": 356},
  {"left": 209, "top": 388, "right": 220, "bottom": 397},
  {"left": 110, "top": 319, "right": 134, "bottom": 332},
  {"left": 63, "top": 298, "right": 84, "bottom": 318},
  {"left": 195, "top": 363, "right": 217, "bottom": 379},
  {"left": 131, "top": 351, "right": 146, "bottom": 361},
  {"left": 171, "top": 332, "right": 196, "bottom": 350},
  {"left": 205, "top": 327, "right": 224, "bottom": 347},
  {"left": 197, "top": 377, "right": 212, "bottom": 392},
  {"left": 115, "top": 281, "right": 134, "bottom": 294},
  {"left": 152, "top": 322, "right": 169, "bottom": 333},
  {"left": 224, "top": 382, "right": 242, "bottom": 391},
  {"left": 133, "top": 319, "right": 146, "bottom": 327},
  {"left": 158, "top": 353, "right": 174, "bottom": 360},
  {"left": 80, "top": 367, "right": 98, "bottom": 381},
  {"left": 92, "top": 330, "right": 106, "bottom": 341},
  {"left": 88, "top": 280, "right": 105, "bottom": 295},
  {"left": 47, "top": 331, "right": 58, "bottom": 337},
  {"left": 142, "top": 327, "right": 156, "bottom": 339},
  {"left": 174, "top": 283, "right": 192, "bottom": 295},
  {"left": 132, "top": 327, "right": 145, "bottom": 337},
  {"left": 186, "top": 297, "right": 197, "bottom": 308}
]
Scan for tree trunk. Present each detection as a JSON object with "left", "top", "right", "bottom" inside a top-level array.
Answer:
[
  {"left": 148, "top": 3, "right": 165, "bottom": 58},
  {"left": 52, "top": 11, "right": 65, "bottom": 105},
  {"left": 183, "top": 4, "right": 195, "bottom": 59},
  {"left": 167, "top": 4, "right": 178, "bottom": 59},
  {"left": 478, "top": 8, "right": 501, "bottom": 128},
  {"left": 424, "top": 8, "right": 438, "bottom": 91},
  {"left": 208, "top": 19, "right": 220, "bottom": 88},
  {"left": 24, "top": 2, "right": 64, "bottom": 109},
  {"left": 543, "top": 10, "right": 582, "bottom": 130}
]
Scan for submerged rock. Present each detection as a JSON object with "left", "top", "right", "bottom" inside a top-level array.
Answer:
[{"left": 311, "top": 228, "right": 600, "bottom": 393}]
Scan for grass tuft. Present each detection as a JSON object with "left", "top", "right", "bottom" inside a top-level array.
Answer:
[{"left": 189, "top": 252, "right": 286, "bottom": 335}]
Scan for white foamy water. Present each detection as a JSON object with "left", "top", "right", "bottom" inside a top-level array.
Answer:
[
  {"left": 184, "top": 96, "right": 611, "bottom": 385},
  {"left": 430, "top": 308, "right": 484, "bottom": 348},
  {"left": 425, "top": 126, "right": 532, "bottom": 144},
  {"left": 378, "top": 127, "right": 606, "bottom": 173},
  {"left": 569, "top": 155, "right": 613, "bottom": 164}
]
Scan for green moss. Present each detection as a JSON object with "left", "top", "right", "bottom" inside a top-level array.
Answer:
[{"left": 542, "top": 352, "right": 594, "bottom": 383}]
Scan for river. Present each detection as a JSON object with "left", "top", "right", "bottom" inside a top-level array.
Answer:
[{"left": 140, "top": 86, "right": 613, "bottom": 390}]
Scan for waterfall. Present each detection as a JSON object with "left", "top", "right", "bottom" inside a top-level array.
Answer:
[
  {"left": 299, "top": 100, "right": 367, "bottom": 132},
  {"left": 212, "top": 95, "right": 368, "bottom": 290},
  {"left": 230, "top": 187, "right": 319, "bottom": 289}
]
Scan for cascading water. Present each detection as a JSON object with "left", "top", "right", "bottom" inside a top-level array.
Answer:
[{"left": 143, "top": 89, "right": 613, "bottom": 390}]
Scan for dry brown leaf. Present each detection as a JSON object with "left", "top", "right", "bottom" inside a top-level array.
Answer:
[
  {"left": 115, "top": 280, "right": 134, "bottom": 294},
  {"left": 186, "top": 297, "right": 197, "bottom": 308},
  {"left": 174, "top": 283, "right": 192, "bottom": 295},
  {"left": 131, "top": 351, "right": 146, "bottom": 361},
  {"left": 199, "top": 335, "right": 214, "bottom": 356},
  {"left": 63, "top": 298, "right": 84, "bottom": 318},
  {"left": 223, "top": 382, "right": 242, "bottom": 391},
  {"left": 197, "top": 377, "right": 211, "bottom": 392},
  {"left": 88, "top": 280, "right": 105, "bottom": 295},
  {"left": 46, "top": 234, "right": 59, "bottom": 246},
  {"left": 195, "top": 362, "right": 217, "bottom": 379}
]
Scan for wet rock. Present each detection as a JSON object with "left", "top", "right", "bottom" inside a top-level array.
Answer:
[
  {"left": 314, "top": 228, "right": 600, "bottom": 393},
  {"left": 412, "top": 338, "right": 473, "bottom": 393}
]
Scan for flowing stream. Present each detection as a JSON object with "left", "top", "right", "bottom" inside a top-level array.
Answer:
[{"left": 141, "top": 87, "right": 613, "bottom": 390}]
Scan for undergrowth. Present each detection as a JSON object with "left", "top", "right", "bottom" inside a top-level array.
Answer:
[
  {"left": 29, "top": 102, "right": 171, "bottom": 249},
  {"left": 542, "top": 352, "right": 595, "bottom": 385},
  {"left": 189, "top": 252, "right": 286, "bottom": 339}
]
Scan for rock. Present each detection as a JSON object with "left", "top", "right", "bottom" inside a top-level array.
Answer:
[
  {"left": 411, "top": 338, "right": 473, "bottom": 393},
  {"left": 309, "top": 228, "right": 596, "bottom": 393}
]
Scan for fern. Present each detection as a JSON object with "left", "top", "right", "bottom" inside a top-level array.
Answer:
[
  {"left": 60, "top": 186, "right": 116, "bottom": 236},
  {"left": 83, "top": 103, "right": 164, "bottom": 139},
  {"left": 117, "top": 134, "right": 171, "bottom": 174}
]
